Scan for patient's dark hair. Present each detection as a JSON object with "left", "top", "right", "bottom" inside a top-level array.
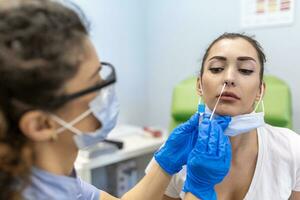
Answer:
[
  {"left": 0, "top": 0, "right": 89, "bottom": 199},
  {"left": 200, "top": 33, "right": 266, "bottom": 82}
]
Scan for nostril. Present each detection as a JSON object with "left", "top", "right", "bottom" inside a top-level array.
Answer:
[{"left": 224, "top": 80, "right": 235, "bottom": 86}]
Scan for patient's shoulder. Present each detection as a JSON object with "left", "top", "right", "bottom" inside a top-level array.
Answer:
[
  {"left": 262, "top": 124, "right": 300, "bottom": 157},
  {"left": 262, "top": 123, "right": 299, "bottom": 140}
]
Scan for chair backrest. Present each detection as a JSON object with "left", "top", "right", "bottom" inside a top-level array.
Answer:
[{"left": 170, "top": 75, "right": 292, "bottom": 131}]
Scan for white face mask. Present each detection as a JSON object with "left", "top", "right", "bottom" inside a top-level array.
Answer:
[
  {"left": 199, "top": 83, "right": 265, "bottom": 137},
  {"left": 206, "top": 104, "right": 265, "bottom": 137},
  {"left": 51, "top": 85, "right": 119, "bottom": 149}
]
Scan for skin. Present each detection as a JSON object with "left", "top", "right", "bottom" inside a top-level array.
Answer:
[
  {"left": 162, "top": 38, "right": 300, "bottom": 200},
  {"left": 199, "top": 38, "right": 262, "bottom": 117},
  {"left": 18, "top": 37, "right": 197, "bottom": 200}
]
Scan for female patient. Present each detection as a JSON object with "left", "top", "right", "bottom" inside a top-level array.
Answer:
[{"left": 158, "top": 33, "right": 300, "bottom": 200}]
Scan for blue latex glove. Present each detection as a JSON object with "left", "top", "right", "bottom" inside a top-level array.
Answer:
[
  {"left": 183, "top": 115, "right": 231, "bottom": 200},
  {"left": 154, "top": 113, "right": 199, "bottom": 175}
]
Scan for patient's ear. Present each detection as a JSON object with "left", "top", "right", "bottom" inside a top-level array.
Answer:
[
  {"left": 255, "top": 81, "right": 266, "bottom": 101},
  {"left": 196, "top": 77, "right": 203, "bottom": 96},
  {"left": 19, "top": 110, "right": 57, "bottom": 142}
]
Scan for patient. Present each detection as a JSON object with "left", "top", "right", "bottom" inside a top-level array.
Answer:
[{"left": 149, "top": 33, "right": 300, "bottom": 200}]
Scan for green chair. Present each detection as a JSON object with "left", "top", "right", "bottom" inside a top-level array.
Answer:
[{"left": 170, "top": 75, "right": 293, "bottom": 131}]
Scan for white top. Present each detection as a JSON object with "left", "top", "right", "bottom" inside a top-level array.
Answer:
[{"left": 146, "top": 124, "right": 300, "bottom": 199}]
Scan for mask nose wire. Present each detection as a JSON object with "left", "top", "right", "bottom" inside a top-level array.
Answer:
[{"left": 209, "top": 83, "right": 227, "bottom": 121}]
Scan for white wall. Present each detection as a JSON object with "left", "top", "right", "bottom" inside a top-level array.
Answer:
[
  {"left": 73, "top": 0, "right": 148, "bottom": 125},
  {"left": 73, "top": 0, "right": 300, "bottom": 132}
]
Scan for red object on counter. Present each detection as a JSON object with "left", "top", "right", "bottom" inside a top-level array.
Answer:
[{"left": 143, "top": 127, "right": 162, "bottom": 138}]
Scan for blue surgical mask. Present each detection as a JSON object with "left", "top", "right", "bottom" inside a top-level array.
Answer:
[
  {"left": 206, "top": 103, "right": 265, "bottom": 137},
  {"left": 51, "top": 85, "right": 119, "bottom": 149},
  {"left": 199, "top": 83, "right": 265, "bottom": 137}
]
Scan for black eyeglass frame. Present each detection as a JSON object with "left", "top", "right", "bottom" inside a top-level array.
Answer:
[{"left": 48, "top": 62, "right": 116, "bottom": 108}]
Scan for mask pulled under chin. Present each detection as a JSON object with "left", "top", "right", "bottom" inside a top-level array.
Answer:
[{"left": 205, "top": 106, "right": 265, "bottom": 137}]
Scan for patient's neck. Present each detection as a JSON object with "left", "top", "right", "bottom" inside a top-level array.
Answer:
[{"left": 229, "top": 129, "right": 258, "bottom": 162}]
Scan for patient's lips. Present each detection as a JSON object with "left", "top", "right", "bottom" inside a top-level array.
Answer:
[{"left": 217, "top": 91, "right": 240, "bottom": 101}]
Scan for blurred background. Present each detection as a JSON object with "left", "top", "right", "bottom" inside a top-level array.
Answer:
[
  {"left": 70, "top": 1, "right": 300, "bottom": 196},
  {"left": 72, "top": 0, "right": 300, "bottom": 133}
]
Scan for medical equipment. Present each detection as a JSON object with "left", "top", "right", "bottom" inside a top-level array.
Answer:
[
  {"left": 197, "top": 98, "right": 205, "bottom": 125},
  {"left": 210, "top": 83, "right": 226, "bottom": 120}
]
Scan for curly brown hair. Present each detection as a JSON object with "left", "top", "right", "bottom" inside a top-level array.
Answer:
[{"left": 0, "top": 0, "right": 89, "bottom": 199}]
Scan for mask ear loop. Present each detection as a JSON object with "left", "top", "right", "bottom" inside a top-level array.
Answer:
[
  {"left": 51, "top": 115, "right": 83, "bottom": 135},
  {"left": 254, "top": 84, "right": 265, "bottom": 113},
  {"left": 210, "top": 83, "right": 227, "bottom": 121},
  {"left": 51, "top": 109, "right": 93, "bottom": 135}
]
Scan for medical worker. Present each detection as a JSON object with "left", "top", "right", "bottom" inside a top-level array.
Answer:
[{"left": 0, "top": 0, "right": 231, "bottom": 200}]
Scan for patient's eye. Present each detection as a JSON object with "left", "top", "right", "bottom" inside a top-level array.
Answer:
[
  {"left": 209, "top": 67, "right": 224, "bottom": 74},
  {"left": 239, "top": 68, "right": 254, "bottom": 75}
]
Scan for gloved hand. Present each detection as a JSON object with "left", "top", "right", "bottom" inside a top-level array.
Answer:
[
  {"left": 154, "top": 113, "right": 199, "bottom": 175},
  {"left": 183, "top": 115, "right": 231, "bottom": 200}
]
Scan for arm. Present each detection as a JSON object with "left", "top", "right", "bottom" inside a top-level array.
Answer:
[
  {"left": 121, "top": 162, "right": 171, "bottom": 199},
  {"left": 290, "top": 191, "right": 300, "bottom": 200},
  {"left": 184, "top": 192, "right": 201, "bottom": 200},
  {"left": 101, "top": 114, "right": 200, "bottom": 200},
  {"left": 163, "top": 194, "right": 181, "bottom": 200},
  {"left": 101, "top": 162, "right": 171, "bottom": 200}
]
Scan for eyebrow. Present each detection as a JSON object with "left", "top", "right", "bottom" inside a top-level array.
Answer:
[
  {"left": 237, "top": 56, "right": 257, "bottom": 63},
  {"left": 208, "top": 56, "right": 257, "bottom": 63},
  {"left": 208, "top": 56, "right": 226, "bottom": 62}
]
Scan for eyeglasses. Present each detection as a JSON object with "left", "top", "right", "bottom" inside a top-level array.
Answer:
[{"left": 48, "top": 62, "right": 116, "bottom": 108}]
